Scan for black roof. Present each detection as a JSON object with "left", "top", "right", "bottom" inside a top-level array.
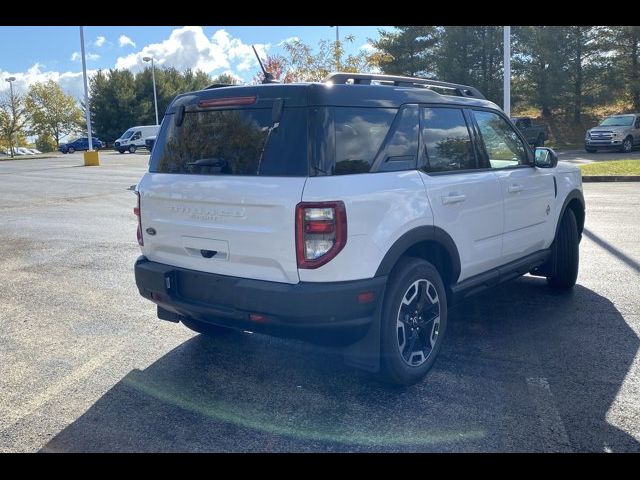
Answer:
[{"left": 167, "top": 78, "right": 499, "bottom": 114}]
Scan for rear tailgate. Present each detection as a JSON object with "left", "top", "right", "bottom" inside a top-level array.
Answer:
[
  {"left": 138, "top": 174, "right": 305, "bottom": 284},
  {"left": 137, "top": 86, "right": 309, "bottom": 284}
]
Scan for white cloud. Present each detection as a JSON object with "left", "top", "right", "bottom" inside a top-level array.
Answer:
[
  {"left": 119, "top": 35, "right": 136, "bottom": 48},
  {"left": 360, "top": 43, "right": 376, "bottom": 53},
  {"left": 0, "top": 63, "right": 95, "bottom": 101},
  {"left": 95, "top": 36, "right": 106, "bottom": 47},
  {"left": 278, "top": 36, "right": 299, "bottom": 46},
  {"left": 70, "top": 51, "right": 100, "bottom": 61},
  {"left": 115, "top": 26, "right": 269, "bottom": 77}
]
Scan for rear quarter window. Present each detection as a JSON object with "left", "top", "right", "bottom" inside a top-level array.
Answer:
[{"left": 333, "top": 107, "right": 396, "bottom": 175}]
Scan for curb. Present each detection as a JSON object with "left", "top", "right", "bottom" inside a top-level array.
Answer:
[{"left": 582, "top": 175, "right": 640, "bottom": 182}]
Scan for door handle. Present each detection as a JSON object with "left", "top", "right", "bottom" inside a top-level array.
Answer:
[
  {"left": 508, "top": 184, "right": 524, "bottom": 193},
  {"left": 442, "top": 193, "right": 467, "bottom": 205}
]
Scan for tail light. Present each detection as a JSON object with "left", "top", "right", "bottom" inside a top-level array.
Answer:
[
  {"left": 296, "top": 201, "right": 347, "bottom": 269},
  {"left": 134, "top": 191, "right": 143, "bottom": 246}
]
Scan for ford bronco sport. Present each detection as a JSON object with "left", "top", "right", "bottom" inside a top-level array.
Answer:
[{"left": 134, "top": 73, "right": 585, "bottom": 386}]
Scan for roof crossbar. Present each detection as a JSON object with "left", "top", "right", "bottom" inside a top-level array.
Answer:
[{"left": 324, "top": 72, "right": 486, "bottom": 99}]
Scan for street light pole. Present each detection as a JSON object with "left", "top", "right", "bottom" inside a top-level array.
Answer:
[
  {"left": 5, "top": 76, "right": 16, "bottom": 157},
  {"left": 503, "top": 26, "right": 511, "bottom": 117},
  {"left": 143, "top": 56, "right": 159, "bottom": 125},
  {"left": 335, "top": 26, "right": 340, "bottom": 71},
  {"left": 79, "top": 26, "right": 93, "bottom": 152}
]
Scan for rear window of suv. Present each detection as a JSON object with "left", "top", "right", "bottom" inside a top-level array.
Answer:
[{"left": 149, "top": 107, "right": 308, "bottom": 176}]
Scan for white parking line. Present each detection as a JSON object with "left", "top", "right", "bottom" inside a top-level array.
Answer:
[
  {"left": 526, "top": 377, "right": 573, "bottom": 452},
  {"left": 0, "top": 343, "right": 124, "bottom": 436}
]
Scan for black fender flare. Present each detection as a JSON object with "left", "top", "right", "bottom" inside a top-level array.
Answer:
[
  {"left": 374, "top": 226, "right": 461, "bottom": 284},
  {"left": 555, "top": 189, "right": 585, "bottom": 240}
]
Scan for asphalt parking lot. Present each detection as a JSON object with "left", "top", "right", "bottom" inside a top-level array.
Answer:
[
  {"left": 558, "top": 148, "right": 640, "bottom": 164},
  {"left": 0, "top": 151, "right": 638, "bottom": 452}
]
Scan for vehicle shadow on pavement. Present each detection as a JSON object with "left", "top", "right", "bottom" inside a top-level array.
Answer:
[{"left": 42, "top": 277, "right": 639, "bottom": 452}]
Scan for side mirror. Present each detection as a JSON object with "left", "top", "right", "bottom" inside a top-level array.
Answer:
[{"left": 534, "top": 147, "right": 558, "bottom": 168}]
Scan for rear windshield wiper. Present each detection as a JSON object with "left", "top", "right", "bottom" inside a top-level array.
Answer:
[
  {"left": 187, "top": 158, "right": 230, "bottom": 174},
  {"left": 187, "top": 158, "right": 227, "bottom": 168}
]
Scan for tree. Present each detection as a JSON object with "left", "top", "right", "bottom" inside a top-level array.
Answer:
[
  {"left": 602, "top": 26, "right": 640, "bottom": 111},
  {"left": 35, "top": 134, "right": 57, "bottom": 152},
  {"left": 371, "top": 26, "right": 440, "bottom": 77},
  {"left": 252, "top": 55, "right": 296, "bottom": 84},
  {"left": 264, "top": 36, "right": 373, "bottom": 83},
  {"left": 0, "top": 87, "right": 29, "bottom": 158},
  {"left": 211, "top": 73, "right": 239, "bottom": 85},
  {"left": 90, "top": 67, "right": 212, "bottom": 142},
  {"left": 513, "top": 26, "right": 571, "bottom": 117},
  {"left": 25, "top": 80, "right": 84, "bottom": 147}
]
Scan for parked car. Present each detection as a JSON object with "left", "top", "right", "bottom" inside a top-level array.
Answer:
[
  {"left": 144, "top": 135, "right": 156, "bottom": 152},
  {"left": 114, "top": 125, "right": 159, "bottom": 154},
  {"left": 511, "top": 117, "right": 546, "bottom": 147},
  {"left": 134, "top": 72, "right": 584, "bottom": 386},
  {"left": 59, "top": 137, "right": 103, "bottom": 154},
  {"left": 26, "top": 148, "right": 42, "bottom": 155},
  {"left": 16, "top": 147, "right": 34, "bottom": 155},
  {"left": 585, "top": 113, "right": 640, "bottom": 153}
]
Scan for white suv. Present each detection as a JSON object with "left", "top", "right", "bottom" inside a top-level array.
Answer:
[{"left": 134, "top": 73, "right": 585, "bottom": 385}]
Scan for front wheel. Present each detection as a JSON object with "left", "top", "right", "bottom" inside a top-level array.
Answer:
[
  {"left": 547, "top": 209, "right": 579, "bottom": 291},
  {"left": 621, "top": 137, "right": 633, "bottom": 153},
  {"left": 67, "top": 147, "right": 75, "bottom": 154},
  {"left": 379, "top": 257, "right": 448, "bottom": 386},
  {"left": 128, "top": 145, "right": 137, "bottom": 154}
]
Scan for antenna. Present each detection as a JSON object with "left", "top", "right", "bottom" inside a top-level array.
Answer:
[{"left": 252, "top": 45, "right": 278, "bottom": 84}]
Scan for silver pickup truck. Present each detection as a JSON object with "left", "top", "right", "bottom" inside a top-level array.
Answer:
[
  {"left": 585, "top": 113, "right": 640, "bottom": 153},
  {"left": 512, "top": 117, "right": 546, "bottom": 147}
]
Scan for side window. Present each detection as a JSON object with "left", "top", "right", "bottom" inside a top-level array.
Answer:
[
  {"left": 421, "top": 107, "right": 476, "bottom": 173},
  {"left": 635, "top": 117, "right": 640, "bottom": 129},
  {"left": 132, "top": 131, "right": 142, "bottom": 141},
  {"left": 473, "top": 110, "right": 530, "bottom": 168},
  {"left": 333, "top": 107, "right": 396, "bottom": 175},
  {"left": 375, "top": 105, "right": 419, "bottom": 172}
]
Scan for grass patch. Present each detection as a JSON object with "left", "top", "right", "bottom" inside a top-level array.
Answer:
[{"left": 579, "top": 159, "right": 640, "bottom": 176}]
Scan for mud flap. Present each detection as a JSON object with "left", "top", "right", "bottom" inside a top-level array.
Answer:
[{"left": 342, "top": 288, "right": 385, "bottom": 373}]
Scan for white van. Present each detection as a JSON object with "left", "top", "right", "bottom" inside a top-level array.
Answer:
[{"left": 115, "top": 125, "right": 159, "bottom": 154}]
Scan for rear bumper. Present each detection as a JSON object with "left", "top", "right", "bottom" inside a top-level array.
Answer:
[{"left": 134, "top": 256, "right": 386, "bottom": 343}]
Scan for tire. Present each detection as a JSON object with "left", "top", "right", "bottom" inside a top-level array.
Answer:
[
  {"left": 379, "top": 257, "right": 448, "bottom": 386},
  {"left": 181, "top": 317, "right": 235, "bottom": 336},
  {"left": 547, "top": 209, "right": 579, "bottom": 291},
  {"left": 117, "top": 149, "right": 125, "bottom": 154},
  {"left": 67, "top": 147, "right": 75, "bottom": 154},
  {"left": 621, "top": 136, "right": 633, "bottom": 153},
  {"left": 128, "top": 145, "right": 137, "bottom": 154},
  {"left": 585, "top": 147, "right": 597, "bottom": 153}
]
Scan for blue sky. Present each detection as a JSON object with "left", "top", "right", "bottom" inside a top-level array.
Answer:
[{"left": 0, "top": 26, "right": 388, "bottom": 99}]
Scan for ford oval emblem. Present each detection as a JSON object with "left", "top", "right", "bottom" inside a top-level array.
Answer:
[{"left": 146, "top": 227, "right": 157, "bottom": 235}]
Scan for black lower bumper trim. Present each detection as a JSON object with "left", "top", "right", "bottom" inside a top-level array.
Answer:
[{"left": 135, "top": 257, "right": 387, "bottom": 342}]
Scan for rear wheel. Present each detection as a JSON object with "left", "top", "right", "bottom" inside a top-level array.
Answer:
[
  {"left": 181, "top": 317, "right": 235, "bottom": 336},
  {"left": 67, "top": 147, "right": 75, "bottom": 154},
  {"left": 379, "top": 257, "right": 447, "bottom": 386},
  {"left": 128, "top": 145, "right": 137, "bottom": 154},
  {"left": 547, "top": 209, "right": 579, "bottom": 291}
]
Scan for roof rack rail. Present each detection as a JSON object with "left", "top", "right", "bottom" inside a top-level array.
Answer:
[
  {"left": 324, "top": 72, "right": 485, "bottom": 100},
  {"left": 205, "top": 83, "right": 234, "bottom": 90}
]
